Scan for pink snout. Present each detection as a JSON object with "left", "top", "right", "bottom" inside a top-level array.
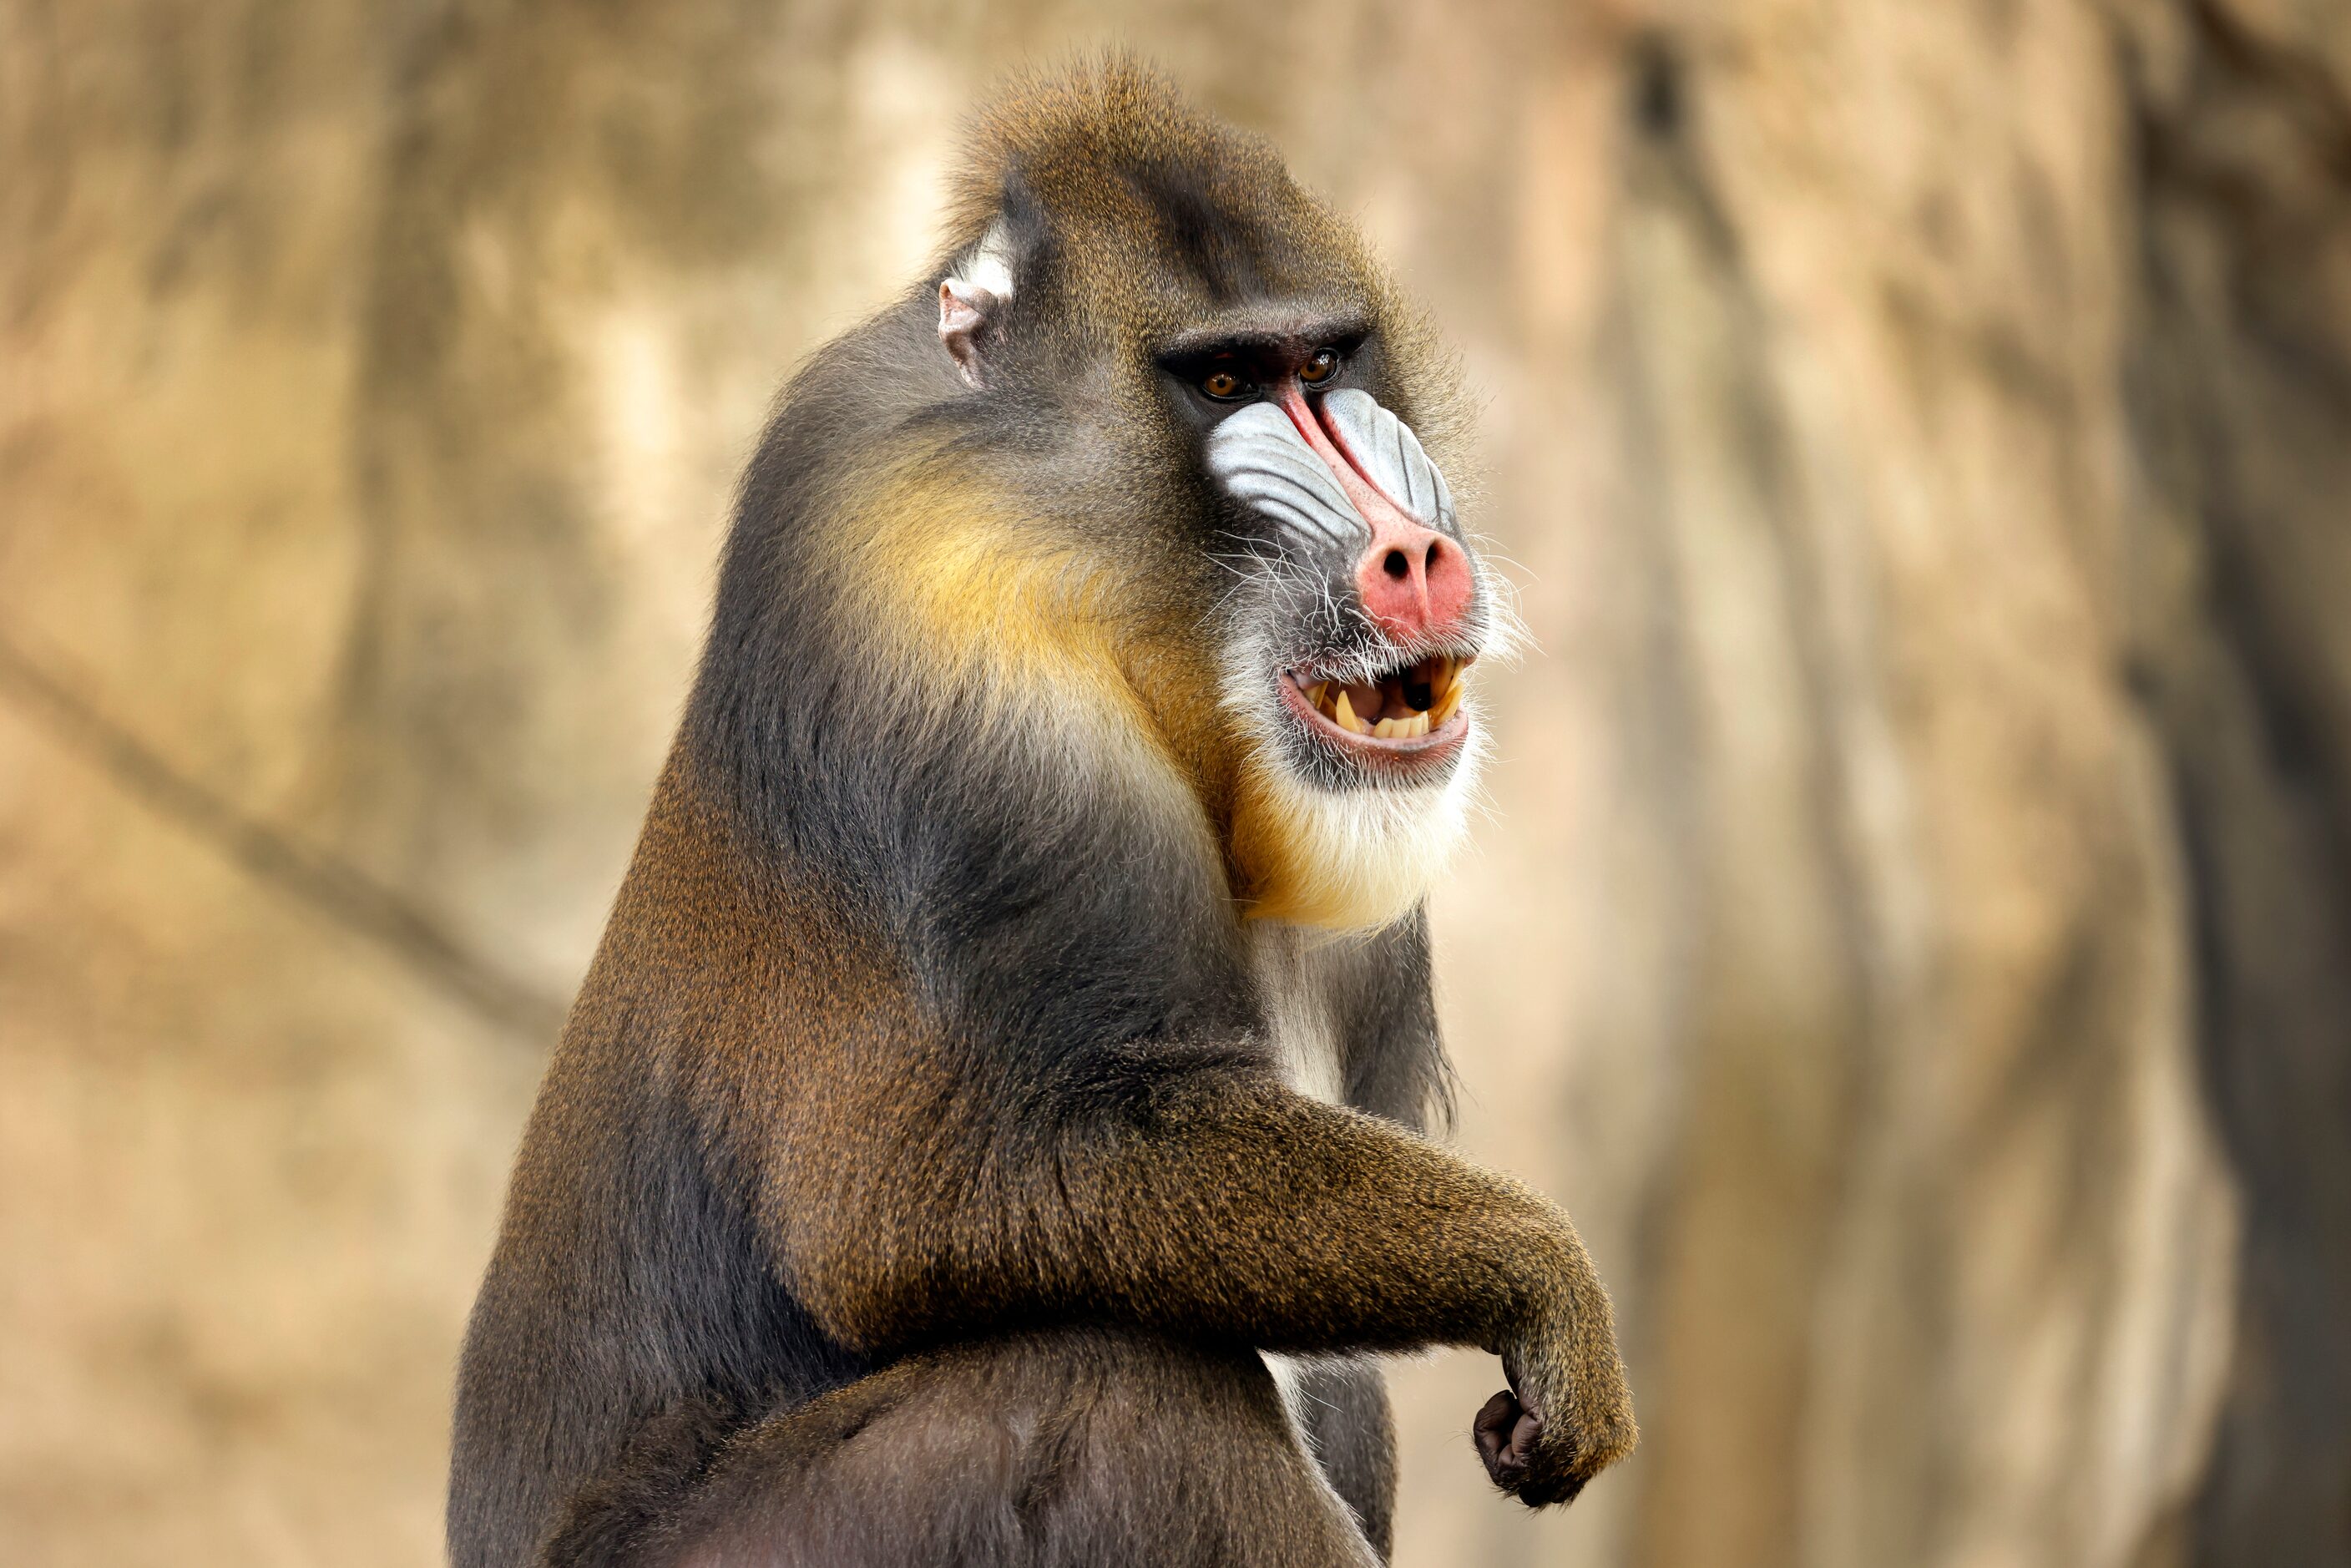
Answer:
[{"left": 1355, "top": 514, "right": 1472, "bottom": 643}]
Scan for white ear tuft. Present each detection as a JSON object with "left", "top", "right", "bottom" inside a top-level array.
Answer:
[{"left": 967, "top": 217, "right": 1018, "bottom": 302}]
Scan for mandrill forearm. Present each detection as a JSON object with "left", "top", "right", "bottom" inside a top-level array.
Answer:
[
  {"left": 790, "top": 1073, "right": 1543, "bottom": 1350},
  {"left": 764, "top": 1062, "right": 1636, "bottom": 1500}
]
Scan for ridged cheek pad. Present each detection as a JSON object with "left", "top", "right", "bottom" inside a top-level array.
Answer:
[{"left": 1206, "top": 389, "right": 1457, "bottom": 553}]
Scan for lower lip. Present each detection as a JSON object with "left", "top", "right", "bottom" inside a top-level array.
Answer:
[{"left": 1278, "top": 674, "right": 1470, "bottom": 766}]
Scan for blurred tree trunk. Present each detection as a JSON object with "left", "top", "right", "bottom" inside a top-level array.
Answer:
[{"left": 1, "top": 3, "right": 2344, "bottom": 1566}]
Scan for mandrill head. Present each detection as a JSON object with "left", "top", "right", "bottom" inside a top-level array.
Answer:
[
  {"left": 930, "top": 64, "right": 1505, "bottom": 933},
  {"left": 711, "top": 62, "right": 1510, "bottom": 938}
]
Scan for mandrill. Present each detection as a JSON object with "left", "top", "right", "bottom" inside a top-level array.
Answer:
[{"left": 449, "top": 60, "right": 1635, "bottom": 1568}]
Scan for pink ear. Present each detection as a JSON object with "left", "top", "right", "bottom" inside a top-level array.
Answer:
[{"left": 938, "top": 278, "right": 997, "bottom": 389}]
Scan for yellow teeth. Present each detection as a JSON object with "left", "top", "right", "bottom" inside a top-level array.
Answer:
[{"left": 1302, "top": 655, "right": 1468, "bottom": 741}]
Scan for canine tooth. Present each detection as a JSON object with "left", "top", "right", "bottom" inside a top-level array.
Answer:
[
  {"left": 1430, "top": 657, "right": 1455, "bottom": 698},
  {"left": 1305, "top": 680, "right": 1328, "bottom": 711},
  {"left": 1429, "top": 682, "right": 1463, "bottom": 723},
  {"left": 1334, "top": 689, "right": 1368, "bottom": 733}
]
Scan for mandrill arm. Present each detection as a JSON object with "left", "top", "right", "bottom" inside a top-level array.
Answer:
[{"left": 735, "top": 1027, "right": 1636, "bottom": 1509}]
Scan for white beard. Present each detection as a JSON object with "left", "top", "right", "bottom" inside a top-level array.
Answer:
[{"left": 1243, "top": 743, "right": 1482, "bottom": 933}]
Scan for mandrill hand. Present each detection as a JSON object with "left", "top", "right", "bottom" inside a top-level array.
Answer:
[{"left": 1473, "top": 1268, "right": 1637, "bottom": 1506}]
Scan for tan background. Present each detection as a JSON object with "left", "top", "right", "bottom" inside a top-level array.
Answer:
[{"left": 5, "top": 2, "right": 2348, "bottom": 1565}]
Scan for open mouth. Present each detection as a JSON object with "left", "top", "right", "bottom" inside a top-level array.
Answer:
[{"left": 1283, "top": 654, "right": 1472, "bottom": 749}]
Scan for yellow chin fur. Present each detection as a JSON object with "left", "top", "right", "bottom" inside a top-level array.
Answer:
[
  {"left": 840, "top": 477, "right": 1139, "bottom": 718},
  {"left": 833, "top": 471, "right": 1225, "bottom": 839}
]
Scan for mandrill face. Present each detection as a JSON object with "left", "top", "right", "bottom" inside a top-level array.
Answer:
[
  {"left": 1171, "top": 324, "right": 1502, "bottom": 931},
  {"left": 1190, "top": 351, "right": 1488, "bottom": 787}
]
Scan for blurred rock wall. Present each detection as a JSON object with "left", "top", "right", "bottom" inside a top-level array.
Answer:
[{"left": 3, "top": 2, "right": 2345, "bottom": 1565}]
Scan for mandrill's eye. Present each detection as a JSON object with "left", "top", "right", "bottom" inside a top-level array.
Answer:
[
  {"left": 1200, "top": 365, "right": 1252, "bottom": 401},
  {"left": 1299, "top": 347, "right": 1341, "bottom": 385}
]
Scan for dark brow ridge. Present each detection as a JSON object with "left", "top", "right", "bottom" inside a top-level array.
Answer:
[{"left": 1152, "top": 311, "right": 1373, "bottom": 367}]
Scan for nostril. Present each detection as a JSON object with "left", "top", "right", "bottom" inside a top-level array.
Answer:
[{"left": 1361, "top": 529, "right": 1470, "bottom": 635}]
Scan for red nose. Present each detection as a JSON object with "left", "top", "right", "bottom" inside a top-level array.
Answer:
[
  {"left": 1355, "top": 514, "right": 1472, "bottom": 643},
  {"left": 1271, "top": 382, "right": 1474, "bottom": 642}
]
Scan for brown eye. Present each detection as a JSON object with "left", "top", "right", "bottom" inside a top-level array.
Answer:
[
  {"left": 1299, "top": 347, "right": 1341, "bottom": 385},
  {"left": 1201, "top": 367, "right": 1247, "bottom": 400}
]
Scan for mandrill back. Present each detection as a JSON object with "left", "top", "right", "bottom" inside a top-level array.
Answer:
[
  {"left": 451, "top": 60, "right": 1631, "bottom": 1568},
  {"left": 447, "top": 771, "right": 876, "bottom": 1568}
]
